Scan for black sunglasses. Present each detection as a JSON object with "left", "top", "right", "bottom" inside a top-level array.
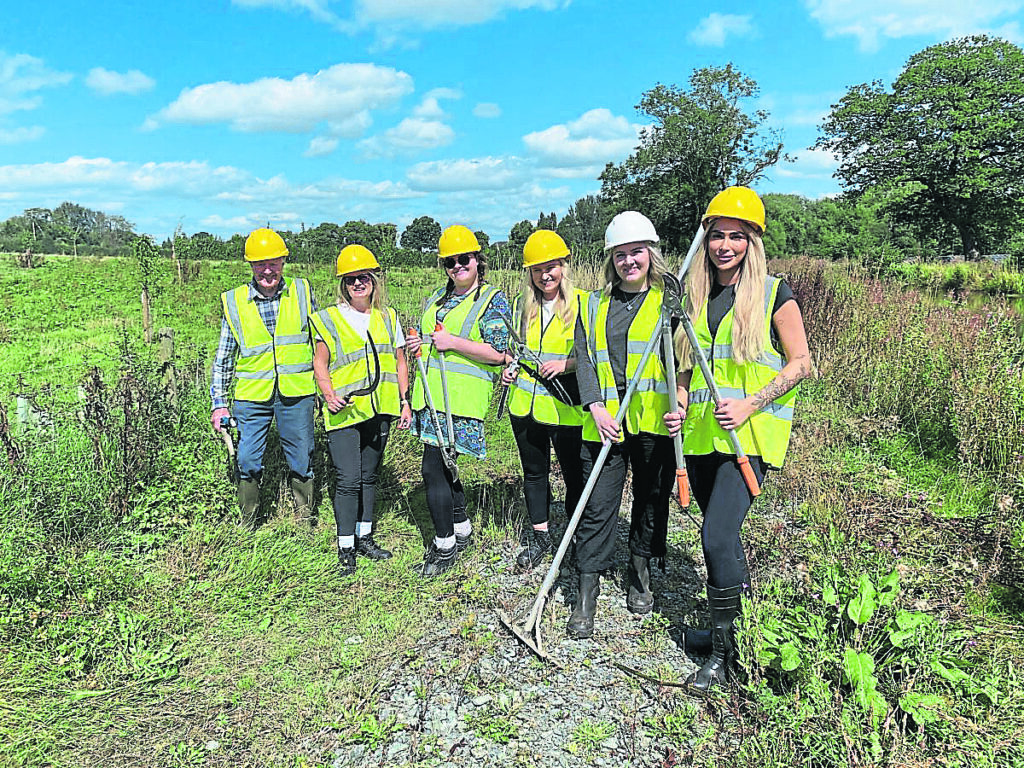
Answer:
[
  {"left": 442, "top": 253, "right": 473, "bottom": 270},
  {"left": 343, "top": 272, "right": 373, "bottom": 286}
]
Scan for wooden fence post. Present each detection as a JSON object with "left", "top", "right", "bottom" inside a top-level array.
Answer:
[{"left": 158, "top": 327, "right": 178, "bottom": 410}]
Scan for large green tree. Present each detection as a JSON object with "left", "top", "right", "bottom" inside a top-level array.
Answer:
[
  {"left": 816, "top": 35, "right": 1024, "bottom": 255},
  {"left": 400, "top": 215, "right": 441, "bottom": 252},
  {"left": 600, "top": 65, "right": 785, "bottom": 254}
]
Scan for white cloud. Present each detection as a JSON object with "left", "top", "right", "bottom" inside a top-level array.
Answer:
[
  {"left": 0, "top": 125, "right": 45, "bottom": 144},
  {"left": 687, "top": 13, "right": 756, "bottom": 46},
  {"left": 86, "top": 67, "right": 156, "bottom": 95},
  {"left": 231, "top": 0, "right": 353, "bottom": 31},
  {"left": 358, "top": 117, "right": 455, "bottom": 158},
  {"left": 523, "top": 108, "right": 642, "bottom": 176},
  {"left": 0, "top": 52, "right": 72, "bottom": 115},
  {"left": 774, "top": 148, "right": 839, "bottom": 180},
  {"left": 804, "top": 0, "right": 1023, "bottom": 51},
  {"left": 149, "top": 63, "right": 413, "bottom": 134},
  {"left": 473, "top": 102, "right": 501, "bottom": 119},
  {"left": 354, "top": 0, "right": 563, "bottom": 28},
  {"left": 412, "top": 87, "right": 461, "bottom": 119},
  {"left": 305, "top": 136, "right": 340, "bottom": 157},
  {"left": 406, "top": 156, "right": 529, "bottom": 191}
]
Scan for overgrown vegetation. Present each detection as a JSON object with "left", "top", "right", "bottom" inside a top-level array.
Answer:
[{"left": 0, "top": 254, "right": 1021, "bottom": 767}]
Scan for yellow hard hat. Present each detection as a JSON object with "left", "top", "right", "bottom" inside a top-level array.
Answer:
[
  {"left": 335, "top": 244, "right": 380, "bottom": 277},
  {"left": 244, "top": 228, "right": 288, "bottom": 262},
  {"left": 523, "top": 230, "right": 569, "bottom": 268},
  {"left": 438, "top": 225, "right": 480, "bottom": 259},
  {"left": 702, "top": 186, "right": 765, "bottom": 233}
]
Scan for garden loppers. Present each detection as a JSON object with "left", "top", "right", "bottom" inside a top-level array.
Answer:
[
  {"left": 660, "top": 274, "right": 691, "bottom": 510},
  {"left": 408, "top": 328, "right": 459, "bottom": 481},
  {"left": 498, "top": 318, "right": 666, "bottom": 662},
  {"left": 434, "top": 322, "right": 460, "bottom": 470},
  {"left": 674, "top": 227, "right": 761, "bottom": 498},
  {"left": 496, "top": 313, "right": 571, "bottom": 419}
]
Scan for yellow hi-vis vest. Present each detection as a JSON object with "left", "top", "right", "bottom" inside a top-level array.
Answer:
[
  {"left": 582, "top": 285, "right": 670, "bottom": 442},
  {"left": 309, "top": 305, "right": 400, "bottom": 431},
  {"left": 411, "top": 285, "right": 501, "bottom": 421},
  {"left": 221, "top": 277, "right": 315, "bottom": 402},
  {"left": 683, "top": 276, "right": 796, "bottom": 469},
  {"left": 508, "top": 289, "right": 587, "bottom": 427}
]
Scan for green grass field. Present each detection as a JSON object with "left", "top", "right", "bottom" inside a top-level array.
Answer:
[{"left": 1, "top": 254, "right": 1022, "bottom": 767}]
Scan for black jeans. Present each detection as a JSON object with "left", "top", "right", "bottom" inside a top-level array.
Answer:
[
  {"left": 685, "top": 452, "right": 767, "bottom": 589},
  {"left": 421, "top": 444, "right": 468, "bottom": 539},
  {"left": 326, "top": 415, "right": 391, "bottom": 536},
  {"left": 575, "top": 432, "right": 675, "bottom": 573},
  {"left": 510, "top": 415, "right": 584, "bottom": 526}
]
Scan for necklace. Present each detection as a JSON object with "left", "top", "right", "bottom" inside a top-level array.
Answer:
[{"left": 622, "top": 288, "right": 649, "bottom": 312}]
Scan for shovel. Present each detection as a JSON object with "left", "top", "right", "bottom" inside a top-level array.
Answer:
[
  {"left": 408, "top": 328, "right": 459, "bottom": 481},
  {"left": 499, "top": 319, "right": 665, "bottom": 661},
  {"left": 674, "top": 226, "right": 761, "bottom": 498}
]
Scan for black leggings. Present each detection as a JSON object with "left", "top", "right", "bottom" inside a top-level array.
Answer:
[
  {"left": 510, "top": 415, "right": 584, "bottom": 526},
  {"left": 685, "top": 452, "right": 767, "bottom": 589},
  {"left": 327, "top": 415, "right": 391, "bottom": 536},
  {"left": 422, "top": 444, "right": 468, "bottom": 539}
]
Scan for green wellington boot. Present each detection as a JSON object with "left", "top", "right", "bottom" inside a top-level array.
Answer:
[
  {"left": 238, "top": 478, "right": 260, "bottom": 529},
  {"left": 290, "top": 476, "right": 314, "bottom": 525}
]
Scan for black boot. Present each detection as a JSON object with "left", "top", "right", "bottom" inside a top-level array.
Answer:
[
  {"left": 337, "top": 547, "right": 356, "bottom": 576},
  {"left": 355, "top": 533, "right": 392, "bottom": 560},
  {"left": 687, "top": 584, "right": 742, "bottom": 692},
  {"left": 684, "top": 628, "right": 713, "bottom": 656},
  {"left": 567, "top": 572, "right": 600, "bottom": 639},
  {"left": 419, "top": 542, "right": 458, "bottom": 578},
  {"left": 626, "top": 555, "right": 654, "bottom": 614},
  {"left": 515, "top": 529, "right": 552, "bottom": 570}
]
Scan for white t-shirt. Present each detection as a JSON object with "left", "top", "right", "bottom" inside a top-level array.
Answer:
[
  {"left": 334, "top": 303, "right": 406, "bottom": 347},
  {"left": 541, "top": 298, "right": 556, "bottom": 328}
]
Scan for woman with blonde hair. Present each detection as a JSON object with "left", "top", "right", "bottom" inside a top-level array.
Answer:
[
  {"left": 664, "top": 186, "right": 811, "bottom": 691},
  {"left": 310, "top": 244, "right": 412, "bottom": 575},
  {"left": 568, "top": 211, "right": 678, "bottom": 639},
  {"left": 500, "top": 230, "right": 587, "bottom": 570}
]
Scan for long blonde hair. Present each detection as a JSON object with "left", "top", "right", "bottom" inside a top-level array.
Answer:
[
  {"left": 337, "top": 269, "right": 388, "bottom": 314},
  {"left": 601, "top": 242, "right": 668, "bottom": 293},
  {"left": 518, "top": 259, "right": 576, "bottom": 336},
  {"left": 675, "top": 219, "right": 768, "bottom": 371}
]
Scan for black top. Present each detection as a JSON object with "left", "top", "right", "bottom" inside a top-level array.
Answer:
[
  {"left": 575, "top": 287, "right": 678, "bottom": 409},
  {"left": 706, "top": 279, "right": 795, "bottom": 348}
]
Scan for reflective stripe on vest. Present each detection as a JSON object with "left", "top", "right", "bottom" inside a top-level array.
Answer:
[
  {"left": 682, "top": 276, "right": 796, "bottom": 468},
  {"left": 411, "top": 285, "right": 502, "bottom": 420},
  {"left": 310, "top": 305, "right": 401, "bottom": 430},
  {"left": 582, "top": 285, "right": 669, "bottom": 442},
  {"left": 222, "top": 277, "right": 315, "bottom": 402},
  {"left": 508, "top": 289, "right": 587, "bottom": 427}
]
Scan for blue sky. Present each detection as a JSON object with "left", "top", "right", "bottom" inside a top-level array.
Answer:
[{"left": 1, "top": 0, "right": 1022, "bottom": 242}]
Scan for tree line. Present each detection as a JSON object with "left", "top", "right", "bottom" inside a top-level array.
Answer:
[{"left": 5, "top": 35, "right": 1024, "bottom": 269}]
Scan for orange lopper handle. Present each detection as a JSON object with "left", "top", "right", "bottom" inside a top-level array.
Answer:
[
  {"left": 408, "top": 327, "right": 422, "bottom": 358},
  {"left": 675, "top": 467, "right": 690, "bottom": 507},
  {"left": 736, "top": 455, "right": 762, "bottom": 497}
]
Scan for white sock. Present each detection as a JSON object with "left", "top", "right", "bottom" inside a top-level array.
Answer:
[
  {"left": 453, "top": 520, "right": 472, "bottom": 537},
  {"left": 434, "top": 535, "right": 456, "bottom": 550},
  {"left": 338, "top": 535, "right": 355, "bottom": 549},
  {"left": 357, "top": 521, "right": 372, "bottom": 538},
  {"left": 533, "top": 522, "right": 549, "bottom": 532}
]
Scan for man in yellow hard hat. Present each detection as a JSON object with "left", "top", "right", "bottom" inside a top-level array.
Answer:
[{"left": 211, "top": 227, "right": 319, "bottom": 528}]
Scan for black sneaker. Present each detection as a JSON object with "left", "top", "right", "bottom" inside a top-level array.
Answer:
[
  {"left": 419, "top": 542, "right": 458, "bottom": 577},
  {"left": 515, "top": 529, "right": 552, "bottom": 570},
  {"left": 455, "top": 531, "right": 473, "bottom": 553},
  {"left": 337, "top": 547, "right": 356, "bottom": 576},
  {"left": 355, "top": 534, "right": 392, "bottom": 560}
]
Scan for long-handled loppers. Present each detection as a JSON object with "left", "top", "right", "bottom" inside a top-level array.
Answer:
[
  {"left": 408, "top": 327, "right": 459, "bottom": 481},
  {"left": 499, "top": 320, "right": 666, "bottom": 661},
  {"left": 496, "top": 315, "right": 571, "bottom": 419}
]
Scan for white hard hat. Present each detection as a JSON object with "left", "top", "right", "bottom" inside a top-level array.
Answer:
[{"left": 604, "top": 211, "right": 659, "bottom": 251}]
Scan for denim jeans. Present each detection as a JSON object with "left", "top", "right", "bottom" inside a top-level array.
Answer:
[{"left": 233, "top": 391, "right": 315, "bottom": 481}]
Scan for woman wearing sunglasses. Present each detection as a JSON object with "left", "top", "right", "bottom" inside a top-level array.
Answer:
[
  {"left": 310, "top": 244, "right": 412, "bottom": 575},
  {"left": 405, "top": 225, "right": 511, "bottom": 577},
  {"left": 500, "top": 230, "right": 586, "bottom": 570}
]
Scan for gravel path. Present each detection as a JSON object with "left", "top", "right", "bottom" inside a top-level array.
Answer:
[{"left": 332, "top": 488, "right": 749, "bottom": 768}]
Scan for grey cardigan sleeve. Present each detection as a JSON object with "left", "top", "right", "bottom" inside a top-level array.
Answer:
[{"left": 574, "top": 312, "right": 603, "bottom": 409}]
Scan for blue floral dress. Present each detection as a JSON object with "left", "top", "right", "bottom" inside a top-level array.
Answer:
[{"left": 411, "top": 288, "right": 511, "bottom": 459}]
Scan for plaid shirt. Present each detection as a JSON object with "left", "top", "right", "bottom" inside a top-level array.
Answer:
[{"left": 210, "top": 279, "right": 318, "bottom": 410}]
